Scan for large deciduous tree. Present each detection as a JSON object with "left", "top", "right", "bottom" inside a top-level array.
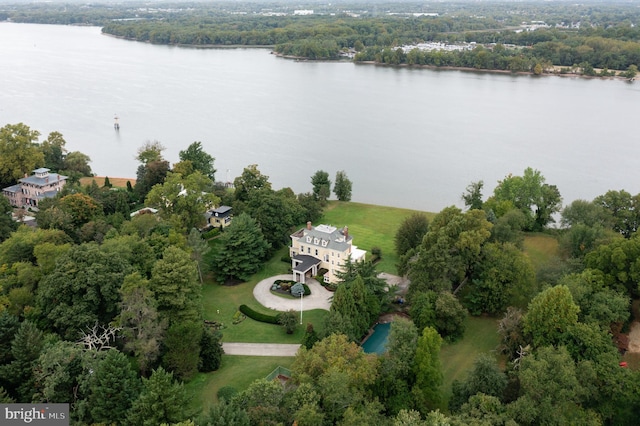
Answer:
[
  {"left": 333, "top": 170, "right": 352, "bottom": 201},
  {"left": 0, "top": 197, "right": 17, "bottom": 243},
  {"left": 178, "top": 141, "right": 216, "bottom": 181},
  {"left": 212, "top": 213, "right": 270, "bottom": 283},
  {"left": 594, "top": 190, "right": 640, "bottom": 238},
  {"left": 486, "top": 167, "right": 562, "bottom": 231},
  {"left": 233, "top": 164, "right": 271, "bottom": 203},
  {"left": 523, "top": 285, "right": 579, "bottom": 348},
  {"left": 40, "top": 131, "right": 67, "bottom": 172},
  {"left": 0, "top": 123, "right": 44, "bottom": 187},
  {"left": 37, "top": 243, "right": 131, "bottom": 339},
  {"left": 395, "top": 213, "right": 430, "bottom": 257},
  {"left": 408, "top": 207, "right": 492, "bottom": 295},
  {"left": 145, "top": 171, "right": 219, "bottom": 232},
  {"left": 412, "top": 326, "right": 443, "bottom": 413}
]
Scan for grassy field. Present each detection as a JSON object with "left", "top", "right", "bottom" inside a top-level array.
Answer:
[
  {"left": 319, "top": 201, "right": 434, "bottom": 273},
  {"left": 523, "top": 233, "right": 559, "bottom": 270},
  {"left": 185, "top": 355, "right": 295, "bottom": 413},
  {"left": 79, "top": 176, "right": 135, "bottom": 188},
  {"left": 439, "top": 315, "right": 502, "bottom": 410}
]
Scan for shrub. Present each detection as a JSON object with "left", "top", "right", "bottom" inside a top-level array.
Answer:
[
  {"left": 239, "top": 304, "right": 280, "bottom": 324},
  {"left": 371, "top": 246, "right": 382, "bottom": 257},
  {"left": 232, "top": 311, "right": 246, "bottom": 325},
  {"left": 202, "top": 228, "right": 220, "bottom": 239},
  {"left": 281, "top": 254, "right": 291, "bottom": 263},
  {"left": 303, "top": 284, "right": 311, "bottom": 296},
  {"left": 217, "top": 386, "right": 238, "bottom": 401}
]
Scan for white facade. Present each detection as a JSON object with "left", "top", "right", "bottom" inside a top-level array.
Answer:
[{"left": 290, "top": 222, "right": 366, "bottom": 284}]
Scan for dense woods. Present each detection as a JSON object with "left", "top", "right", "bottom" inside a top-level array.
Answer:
[{"left": 4, "top": 1, "right": 638, "bottom": 72}]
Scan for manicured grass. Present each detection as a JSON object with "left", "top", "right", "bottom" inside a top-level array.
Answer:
[
  {"left": 319, "top": 201, "right": 434, "bottom": 274},
  {"left": 439, "top": 315, "right": 501, "bottom": 411},
  {"left": 201, "top": 246, "right": 328, "bottom": 343},
  {"left": 185, "top": 355, "right": 295, "bottom": 414}
]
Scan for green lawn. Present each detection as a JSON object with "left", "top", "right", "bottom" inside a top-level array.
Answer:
[
  {"left": 185, "top": 355, "right": 295, "bottom": 414},
  {"left": 523, "top": 233, "right": 559, "bottom": 270},
  {"left": 319, "top": 201, "right": 434, "bottom": 273},
  {"left": 439, "top": 315, "right": 502, "bottom": 411}
]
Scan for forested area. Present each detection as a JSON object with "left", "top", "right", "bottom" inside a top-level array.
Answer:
[
  {"left": 2, "top": 119, "right": 640, "bottom": 424},
  {"left": 3, "top": 1, "right": 639, "bottom": 73}
]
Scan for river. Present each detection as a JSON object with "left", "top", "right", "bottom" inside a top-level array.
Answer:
[{"left": 1, "top": 22, "right": 639, "bottom": 212}]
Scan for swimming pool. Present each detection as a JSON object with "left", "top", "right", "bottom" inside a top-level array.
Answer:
[{"left": 361, "top": 322, "right": 391, "bottom": 354}]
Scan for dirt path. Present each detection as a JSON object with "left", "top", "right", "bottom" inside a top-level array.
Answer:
[{"left": 628, "top": 321, "right": 640, "bottom": 353}]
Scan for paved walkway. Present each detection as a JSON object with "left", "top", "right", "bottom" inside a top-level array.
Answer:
[
  {"left": 253, "top": 274, "right": 332, "bottom": 311},
  {"left": 222, "top": 343, "right": 301, "bottom": 356}
]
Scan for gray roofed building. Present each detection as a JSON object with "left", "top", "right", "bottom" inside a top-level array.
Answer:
[{"left": 2, "top": 168, "right": 67, "bottom": 209}]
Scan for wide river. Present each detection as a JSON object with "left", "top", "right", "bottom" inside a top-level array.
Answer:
[{"left": 1, "top": 23, "right": 639, "bottom": 212}]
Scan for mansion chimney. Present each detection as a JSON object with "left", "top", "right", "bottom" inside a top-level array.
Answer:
[
  {"left": 307, "top": 221, "right": 312, "bottom": 230},
  {"left": 344, "top": 226, "right": 349, "bottom": 238}
]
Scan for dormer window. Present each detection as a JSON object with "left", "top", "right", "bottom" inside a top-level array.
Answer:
[
  {"left": 313, "top": 237, "right": 319, "bottom": 245},
  {"left": 322, "top": 240, "right": 328, "bottom": 247},
  {"left": 306, "top": 236, "right": 312, "bottom": 243}
]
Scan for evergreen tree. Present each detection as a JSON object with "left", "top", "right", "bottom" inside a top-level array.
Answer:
[
  {"left": 0, "top": 320, "right": 44, "bottom": 401},
  {"left": 213, "top": 213, "right": 270, "bottom": 283},
  {"left": 127, "top": 367, "right": 191, "bottom": 426},
  {"left": 89, "top": 349, "right": 140, "bottom": 424},
  {"left": 199, "top": 326, "right": 224, "bottom": 373},
  {"left": 199, "top": 399, "right": 250, "bottom": 426},
  {"left": 163, "top": 321, "right": 202, "bottom": 381}
]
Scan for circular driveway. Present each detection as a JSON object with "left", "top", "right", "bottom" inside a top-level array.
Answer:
[{"left": 253, "top": 274, "right": 332, "bottom": 311}]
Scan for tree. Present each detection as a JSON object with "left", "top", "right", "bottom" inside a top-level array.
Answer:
[
  {"left": 523, "top": 285, "right": 579, "bottom": 348},
  {"left": 333, "top": 170, "right": 353, "bottom": 201},
  {"left": 497, "top": 307, "right": 527, "bottom": 361},
  {"left": 449, "top": 354, "right": 506, "bottom": 412},
  {"left": 561, "top": 199, "right": 611, "bottom": 229},
  {"left": 40, "top": 131, "right": 67, "bottom": 172},
  {"left": 163, "top": 321, "right": 202, "bottom": 380},
  {"left": 408, "top": 207, "right": 492, "bottom": 295},
  {"left": 621, "top": 64, "right": 638, "bottom": 79},
  {"left": 0, "top": 196, "right": 17, "bottom": 243},
  {"left": 0, "top": 123, "right": 44, "bottom": 187},
  {"left": 188, "top": 228, "right": 210, "bottom": 283},
  {"left": 233, "top": 164, "right": 271, "bottom": 202},
  {"left": 62, "top": 151, "right": 93, "bottom": 179},
  {"left": 37, "top": 243, "right": 131, "bottom": 339},
  {"left": 150, "top": 246, "right": 201, "bottom": 324},
  {"left": 433, "top": 291, "right": 467, "bottom": 342},
  {"left": 508, "top": 346, "right": 594, "bottom": 425},
  {"left": 114, "top": 272, "right": 166, "bottom": 374},
  {"left": 234, "top": 378, "right": 285, "bottom": 425},
  {"left": 462, "top": 180, "right": 484, "bottom": 210},
  {"left": 89, "top": 349, "right": 140, "bottom": 425},
  {"left": 127, "top": 367, "right": 191, "bottom": 426},
  {"left": 179, "top": 141, "right": 216, "bottom": 181},
  {"left": 199, "top": 399, "right": 250, "bottom": 425},
  {"left": 584, "top": 236, "right": 640, "bottom": 296},
  {"left": 412, "top": 326, "right": 443, "bottom": 413},
  {"left": 487, "top": 167, "right": 562, "bottom": 231},
  {"left": 145, "top": 171, "right": 220, "bottom": 232},
  {"left": 311, "top": 170, "right": 331, "bottom": 203},
  {"left": 0, "top": 320, "right": 44, "bottom": 401},
  {"left": 395, "top": 213, "right": 430, "bottom": 257},
  {"left": 213, "top": 213, "right": 270, "bottom": 283},
  {"left": 244, "top": 188, "right": 305, "bottom": 249},
  {"left": 136, "top": 140, "right": 166, "bottom": 165},
  {"left": 31, "top": 340, "right": 86, "bottom": 404},
  {"left": 278, "top": 310, "right": 298, "bottom": 334},
  {"left": 199, "top": 326, "right": 223, "bottom": 372},
  {"left": 467, "top": 242, "right": 535, "bottom": 315},
  {"left": 593, "top": 190, "right": 639, "bottom": 238}
]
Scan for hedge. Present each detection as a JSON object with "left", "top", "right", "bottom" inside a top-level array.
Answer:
[{"left": 239, "top": 304, "right": 280, "bottom": 324}]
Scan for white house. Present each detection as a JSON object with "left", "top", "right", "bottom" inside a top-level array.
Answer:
[{"left": 289, "top": 222, "right": 366, "bottom": 284}]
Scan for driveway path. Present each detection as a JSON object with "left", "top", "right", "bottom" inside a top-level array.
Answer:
[
  {"left": 222, "top": 343, "right": 301, "bottom": 356},
  {"left": 253, "top": 274, "right": 332, "bottom": 311}
]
